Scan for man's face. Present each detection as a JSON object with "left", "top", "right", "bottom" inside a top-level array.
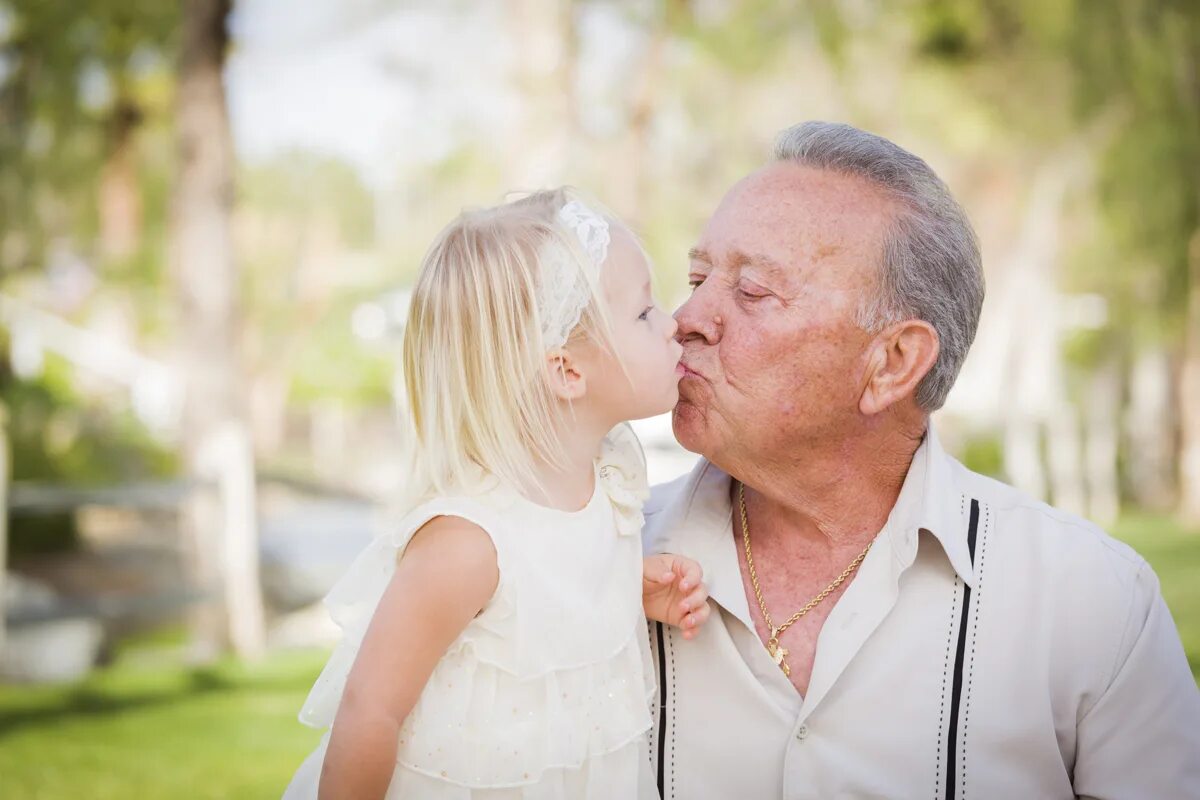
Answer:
[{"left": 672, "top": 162, "right": 895, "bottom": 466}]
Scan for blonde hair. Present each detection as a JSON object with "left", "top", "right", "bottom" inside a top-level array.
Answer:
[{"left": 398, "top": 187, "right": 622, "bottom": 506}]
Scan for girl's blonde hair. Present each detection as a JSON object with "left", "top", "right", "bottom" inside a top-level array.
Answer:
[{"left": 398, "top": 187, "right": 621, "bottom": 506}]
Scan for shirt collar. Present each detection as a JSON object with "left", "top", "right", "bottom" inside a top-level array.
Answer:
[
  {"left": 884, "top": 424, "right": 975, "bottom": 588},
  {"left": 646, "top": 424, "right": 974, "bottom": 610}
]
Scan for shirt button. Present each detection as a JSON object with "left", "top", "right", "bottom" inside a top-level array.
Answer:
[{"left": 795, "top": 724, "right": 809, "bottom": 741}]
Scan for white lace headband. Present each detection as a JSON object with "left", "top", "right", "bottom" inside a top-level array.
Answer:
[{"left": 537, "top": 200, "right": 611, "bottom": 349}]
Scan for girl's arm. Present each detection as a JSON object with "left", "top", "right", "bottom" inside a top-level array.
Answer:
[{"left": 318, "top": 516, "right": 499, "bottom": 800}]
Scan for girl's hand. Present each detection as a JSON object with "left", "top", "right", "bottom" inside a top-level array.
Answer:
[{"left": 642, "top": 554, "right": 711, "bottom": 639}]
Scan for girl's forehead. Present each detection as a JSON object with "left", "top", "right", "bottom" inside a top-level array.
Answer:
[{"left": 603, "top": 226, "right": 650, "bottom": 283}]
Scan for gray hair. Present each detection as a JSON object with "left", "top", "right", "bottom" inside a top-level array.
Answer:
[{"left": 772, "top": 121, "right": 985, "bottom": 412}]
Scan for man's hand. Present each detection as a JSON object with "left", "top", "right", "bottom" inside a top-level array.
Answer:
[{"left": 643, "top": 554, "right": 711, "bottom": 639}]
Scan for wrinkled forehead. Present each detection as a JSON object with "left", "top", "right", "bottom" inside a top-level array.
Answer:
[{"left": 697, "top": 162, "right": 896, "bottom": 284}]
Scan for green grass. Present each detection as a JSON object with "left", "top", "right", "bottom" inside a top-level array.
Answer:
[
  {"left": 0, "top": 513, "right": 1195, "bottom": 799},
  {"left": 1111, "top": 513, "right": 1200, "bottom": 681},
  {"left": 0, "top": 645, "right": 327, "bottom": 799}
]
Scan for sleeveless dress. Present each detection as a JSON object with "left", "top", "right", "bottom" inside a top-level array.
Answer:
[{"left": 282, "top": 424, "right": 658, "bottom": 799}]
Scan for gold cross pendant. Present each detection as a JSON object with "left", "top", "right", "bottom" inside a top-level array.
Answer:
[{"left": 766, "top": 635, "right": 791, "bottom": 677}]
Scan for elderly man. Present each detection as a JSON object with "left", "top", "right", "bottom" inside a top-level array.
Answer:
[{"left": 644, "top": 121, "right": 1200, "bottom": 799}]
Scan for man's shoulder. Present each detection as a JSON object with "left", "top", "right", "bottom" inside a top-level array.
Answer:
[
  {"left": 952, "top": 458, "right": 1149, "bottom": 590},
  {"left": 952, "top": 460, "right": 1164, "bottom": 692}
]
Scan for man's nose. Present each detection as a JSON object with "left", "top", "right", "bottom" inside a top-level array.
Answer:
[{"left": 674, "top": 286, "right": 721, "bottom": 344}]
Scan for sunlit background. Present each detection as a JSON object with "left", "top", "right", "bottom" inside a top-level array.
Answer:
[{"left": 1, "top": 1, "right": 1197, "bottom": 797}]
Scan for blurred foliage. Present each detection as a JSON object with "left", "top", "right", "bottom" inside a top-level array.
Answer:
[
  {"left": 238, "top": 153, "right": 393, "bottom": 407},
  {"left": 912, "top": 0, "right": 1199, "bottom": 350},
  {"left": 240, "top": 152, "right": 376, "bottom": 250},
  {"left": 0, "top": 0, "right": 177, "bottom": 274},
  {"left": 957, "top": 430, "right": 1006, "bottom": 480}
]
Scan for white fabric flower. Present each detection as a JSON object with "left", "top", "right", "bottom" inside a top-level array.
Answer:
[{"left": 597, "top": 423, "right": 650, "bottom": 537}]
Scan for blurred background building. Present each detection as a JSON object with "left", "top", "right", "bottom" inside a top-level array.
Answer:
[{"left": 0, "top": 1, "right": 1196, "bottom": 797}]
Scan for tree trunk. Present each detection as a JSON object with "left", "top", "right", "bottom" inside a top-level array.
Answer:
[
  {"left": 1125, "top": 347, "right": 1176, "bottom": 510},
  {"left": 172, "top": 0, "right": 264, "bottom": 660},
  {"left": 1000, "top": 160, "right": 1075, "bottom": 503},
  {"left": 1046, "top": 401, "right": 1086, "bottom": 517},
  {"left": 504, "top": 0, "right": 576, "bottom": 186},
  {"left": 1003, "top": 414, "right": 1046, "bottom": 500},
  {"left": 1084, "top": 360, "right": 1120, "bottom": 526},
  {"left": 618, "top": 13, "right": 667, "bottom": 225},
  {"left": 0, "top": 402, "right": 8, "bottom": 652},
  {"left": 98, "top": 98, "right": 144, "bottom": 262},
  {"left": 1180, "top": 229, "right": 1200, "bottom": 523}
]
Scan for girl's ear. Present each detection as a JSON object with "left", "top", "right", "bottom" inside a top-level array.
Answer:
[{"left": 545, "top": 347, "right": 588, "bottom": 401}]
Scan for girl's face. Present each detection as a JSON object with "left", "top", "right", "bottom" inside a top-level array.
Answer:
[{"left": 580, "top": 226, "right": 683, "bottom": 423}]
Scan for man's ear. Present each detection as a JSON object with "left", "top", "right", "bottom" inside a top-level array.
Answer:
[
  {"left": 546, "top": 347, "right": 588, "bottom": 401},
  {"left": 859, "top": 320, "right": 939, "bottom": 416}
]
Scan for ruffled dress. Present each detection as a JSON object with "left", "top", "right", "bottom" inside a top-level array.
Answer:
[{"left": 282, "top": 424, "right": 658, "bottom": 799}]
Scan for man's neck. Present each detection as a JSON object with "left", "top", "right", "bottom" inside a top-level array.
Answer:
[{"left": 730, "top": 422, "right": 927, "bottom": 552}]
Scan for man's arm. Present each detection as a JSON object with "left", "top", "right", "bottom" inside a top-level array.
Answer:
[{"left": 1072, "top": 563, "right": 1200, "bottom": 799}]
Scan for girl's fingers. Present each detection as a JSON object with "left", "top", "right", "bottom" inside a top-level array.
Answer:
[
  {"left": 681, "top": 603, "right": 711, "bottom": 637},
  {"left": 673, "top": 558, "right": 703, "bottom": 589},
  {"left": 685, "top": 603, "right": 711, "bottom": 630},
  {"left": 645, "top": 566, "right": 675, "bottom": 584},
  {"left": 679, "top": 584, "right": 709, "bottom": 613}
]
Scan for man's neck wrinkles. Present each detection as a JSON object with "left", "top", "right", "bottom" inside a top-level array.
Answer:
[{"left": 739, "top": 426, "right": 922, "bottom": 549}]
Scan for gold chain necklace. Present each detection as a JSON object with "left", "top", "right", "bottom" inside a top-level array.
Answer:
[{"left": 738, "top": 481, "right": 873, "bottom": 677}]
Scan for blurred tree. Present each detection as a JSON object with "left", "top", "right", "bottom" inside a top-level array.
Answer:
[
  {"left": 907, "top": 0, "right": 1199, "bottom": 521},
  {"left": 1068, "top": 0, "right": 1200, "bottom": 521},
  {"left": 172, "top": 0, "right": 264, "bottom": 660},
  {"left": 0, "top": 1, "right": 184, "bottom": 577},
  {"left": 237, "top": 152, "right": 388, "bottom": 459}
]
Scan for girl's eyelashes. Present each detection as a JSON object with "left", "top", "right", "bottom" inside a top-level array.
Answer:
[{"left": 637, "top": 305, "right": 655, "bottom": 321}]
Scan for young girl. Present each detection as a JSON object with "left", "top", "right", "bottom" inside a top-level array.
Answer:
[{"left": 283, "top": 188, "right": 710, "bottom": 799}]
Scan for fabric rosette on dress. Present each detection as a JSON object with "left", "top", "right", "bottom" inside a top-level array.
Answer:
[{"left": 283, "top": 424, "right": 657, "bottom": 800}]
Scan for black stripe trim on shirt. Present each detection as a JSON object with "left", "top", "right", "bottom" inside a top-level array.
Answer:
[
  {"left": 945, "top": 498, "right": 980, "bottom": 800},
  {"left": 655, "top": 620, "right": 668, "bottom": 797}
]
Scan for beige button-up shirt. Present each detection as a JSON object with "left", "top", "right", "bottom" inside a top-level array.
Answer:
[{"left": 642, "top": 427, "right": 1200, "bottom": 799}]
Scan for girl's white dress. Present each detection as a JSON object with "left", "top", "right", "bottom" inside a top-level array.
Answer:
[{"left": 282, "top": 424, "right": 658, "bottom": 799}]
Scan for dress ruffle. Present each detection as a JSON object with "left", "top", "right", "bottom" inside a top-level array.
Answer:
[{"left": 392, "top": 622, "right": 655, "bottom": 788}]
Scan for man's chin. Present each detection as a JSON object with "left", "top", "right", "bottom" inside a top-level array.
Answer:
[{"left": 670, "top": 402, "right": 708, "bottom": 456}]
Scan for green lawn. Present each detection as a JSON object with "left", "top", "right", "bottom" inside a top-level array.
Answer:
[
  {"left": 0, "top": 513, "right": 1196, "bottom": 799},
  {"left": 1112, "top": 514, "right": 1200, "bottom": 679},
  {"left": 0, "top": 646, "right": 328, "bottom": 799}
]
